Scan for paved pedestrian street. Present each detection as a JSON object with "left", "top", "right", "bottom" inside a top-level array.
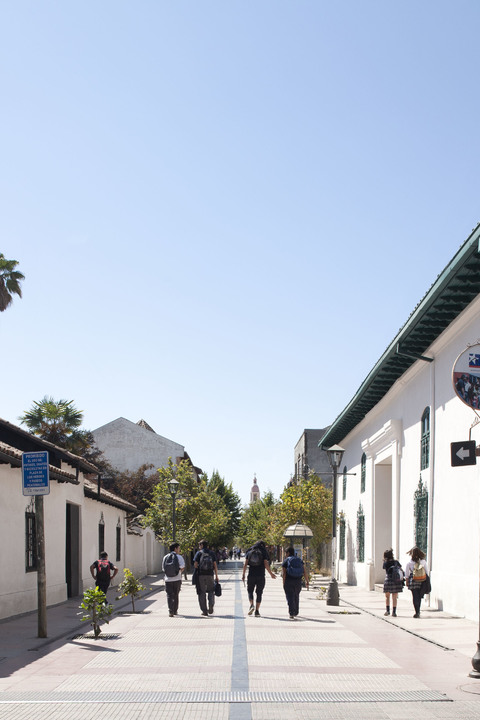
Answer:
[{"left": 1, "top": 561, "right": 480, "bottom": 719}]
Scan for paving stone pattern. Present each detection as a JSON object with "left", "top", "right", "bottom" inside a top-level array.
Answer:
[{"left": 1, "top": 561, "right": 480, "bottom": 719}]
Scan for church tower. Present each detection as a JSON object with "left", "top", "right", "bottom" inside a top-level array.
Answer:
[{"left": 250, "top": 474, "right": 260, "bottom": 503}]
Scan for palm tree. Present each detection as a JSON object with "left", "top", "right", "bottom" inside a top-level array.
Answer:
[
  {"left": 0, "top": 254, "right": 25, "bottom": 311},
  {"left": 19, "top": 397, "right": 84, "bottom": 448}
]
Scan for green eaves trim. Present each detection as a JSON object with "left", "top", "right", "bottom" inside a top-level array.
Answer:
[{"left": 320, "top": 223, "right": 480, "bottom": 449}]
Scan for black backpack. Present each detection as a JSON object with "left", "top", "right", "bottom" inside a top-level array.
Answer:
[
  {"left": 199, "top": 550, "right": 214, "bottom": 574},
  {"left": 248, "top": 547, "right": 264, "bottom": 567},
  {"left": 163, "top": 552, "right": 180, "bottom": 577}
]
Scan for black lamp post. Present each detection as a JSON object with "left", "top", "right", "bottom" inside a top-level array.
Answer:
[
  {"left": 168, "top": 478, "right": 179, "bottom": 542},
  {"left": 325, "top": 444, "right": 345, "bottom": 606}
]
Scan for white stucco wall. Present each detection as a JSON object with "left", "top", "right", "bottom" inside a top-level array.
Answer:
[
  {"left": 336, "top": 295, "right": 480, "bottom": 620},
  {"left": 92, "top": 417, "right": 185, "bottom": 474}
]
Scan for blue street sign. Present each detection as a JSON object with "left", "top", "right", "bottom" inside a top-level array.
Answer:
[{"left": 22, "top": 451, "right": 50, "bottom": 496}]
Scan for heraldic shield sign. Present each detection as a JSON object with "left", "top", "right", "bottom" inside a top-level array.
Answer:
[{"left": 452, "top": 343, "right": 480, "bottom": 411}]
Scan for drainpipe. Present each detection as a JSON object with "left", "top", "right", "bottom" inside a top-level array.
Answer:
[{"left": 427, "top": 359, "right": 436, "bottom": 601}]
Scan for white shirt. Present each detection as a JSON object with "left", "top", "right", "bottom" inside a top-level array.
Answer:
[{"left": 163, "top": 552, "right": 185, "bottom": 582}]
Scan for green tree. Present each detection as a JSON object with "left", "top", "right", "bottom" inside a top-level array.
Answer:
[
  {"left": 116, "top": 568, "right": 147, "bottom": 612},
  {"left": 102, "top": 463, "right": 158, "bottom": 514},
  {"left": 78, "top": 586, "right": 114, "bottom": 639},
  {"left": 0, "top": 253, "right": 25, "bottom": 311},
  {"left": 237, "top": 491, "right": 279, "bottom": 549},
  {"left": 274, "top": 475, "right": 332, "bottom": 568},
  {"left": 19, "top": 396, "right": 83, "bottom": 448},
  {"left": 207, "top": 470, "right": 242, "bottom": 547},
  {"left": 142, "top": 458, "right": 230, "bottom": 558}
]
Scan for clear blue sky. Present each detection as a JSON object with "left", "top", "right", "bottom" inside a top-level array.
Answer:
[{"left": 1, "top": 2, "right": 479, "bottom": 505}]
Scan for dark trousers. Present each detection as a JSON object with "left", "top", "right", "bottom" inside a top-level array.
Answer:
[
  {"left": 411, "top": 587, "right": 422, "bottom": 615},
  {"left": 197, "top": 575, "right": 215, "bottom": 613},
  {"left": 247, "top": 574, "right": 266, "bottom": 604},
  {"left": 284, "top": 577, "right": 302, "bottom": 616},
  {"left": 165, "top": 580, "right": 182, "bottom": 614}
]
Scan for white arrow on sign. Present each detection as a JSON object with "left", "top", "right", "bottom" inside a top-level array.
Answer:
[{"left": 456, "top": 446, "right": 471, "bottom": 461}]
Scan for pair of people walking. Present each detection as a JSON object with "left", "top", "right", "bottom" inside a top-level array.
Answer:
[
  {"left": 162, "top": 539, "right": 220, "bottom": 617},
  {"left": 383, "top": 546, "right": 430, "bottom": 618}
]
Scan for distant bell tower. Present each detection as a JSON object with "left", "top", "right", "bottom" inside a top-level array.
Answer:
[{"left": 250, "top": 474, "right": 260, "bottom": 503}]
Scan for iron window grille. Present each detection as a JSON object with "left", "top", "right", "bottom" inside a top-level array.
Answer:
[
  {"left": 339, "top": 516, "right": 346, "bottom": 560},
  {"left": 357, "top": 504, "right": 365, "bottom": 563},
  {"left": 361, "top": 453, "right": 366, "bottom": 493},
  {"left": 414, "top": 477, "right": 428, "bottom": 554},
  {"left": 421, "top": 407, "right": 430, "bottom": 470}
]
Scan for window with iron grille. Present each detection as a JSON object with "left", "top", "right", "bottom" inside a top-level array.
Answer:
[
  {"left": 357, "top": 504, "right": 365, "bottom": 563},
  {"left": 414, "top": 478, "right": 428, "bottom": 554},
  {"left": 421, "top": 407, "right": 430, "bottom": 470},
  {"left": 361, "top": 453, "right": 366, "bottom": 493},
  {"left": 342, "top": 466, "right": 347, "bottom": 500},
  {"left": 99, "top": 521, "right": 105, "bottom": 555},
  {"left": 339, "top": 516, "right": 346, "bottom": 560},
  {"left": 116, "top": 524, "right": 121, "bottom": 562},
  {"left": 25, "top": 512, "right": 37, "bottom": 572}
]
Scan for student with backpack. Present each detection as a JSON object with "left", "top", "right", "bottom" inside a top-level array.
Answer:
[
  {"left": 242, "top": 540, "right": 276, "bottom": 617},
  {"left": 405, "top": 546, "right": 430, "bottom": 618},
  {"left": 382, "top": 548, "right": 404, "bottom": 617},
  {"left": 90, "top": 551, "right": 118, "bottom": 601},
  {"left": 193, "top": 539, "right": 219, "bottom": 616},
  {"left": 282, "top": 547, "right": 309, "bottom": 619},
  {"left": 162, "top": 542, "right": 185, "bottom": 617}
]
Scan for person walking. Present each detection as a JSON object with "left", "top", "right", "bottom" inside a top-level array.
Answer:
[
  {"left": 163, "top": 542, "right": 185, "bottom": 617},
  {"left": 242, "top": 540, "right": 276, "bottom": 617},
  {"left": 90, "top": 551, "right": 118, "bottom": 603},
  {"left": 193, "top": 539, "right": 219, "bottom": 616},
  {"left": 382, "top": 548, "right": 404, "bottom": 617},
  {"left": 282, "top": 547, "right": 309, "bottom": 619},
  {"left": 405, "top": 546, "right": 430, "bottom": 618}
]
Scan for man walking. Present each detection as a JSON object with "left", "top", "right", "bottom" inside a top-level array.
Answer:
[
  {"left": 193, "top": 539, "right": 219, "bottom": 616},
  {"left": 163, "top": 542, "right": 185, "bottom": 617},
  {"left": 242, "top": 540, "right": 276, "bottom": 617},
  {"left": 282, "top": 546, "right": 309, "bottom": 619},
  {"left": 90, "top": 551, "right": 118, "bottom": 602}
]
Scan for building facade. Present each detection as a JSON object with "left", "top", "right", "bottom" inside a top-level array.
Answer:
[
  {"left": 294, "top": 429, "right": 332, "bottom": 486},
  {"left": 0, "top": 418, "right": 162, "bottom": 620},
  {"left": 320, "top": 224, "right": 480, "bottom": 620}
]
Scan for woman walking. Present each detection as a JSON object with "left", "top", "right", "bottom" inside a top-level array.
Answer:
[
  {"left": 405, "top": 546, "right": 429, "bottom": 618},
  {"left": 382, "top": 549, "right": 404, "bottom": 617}
]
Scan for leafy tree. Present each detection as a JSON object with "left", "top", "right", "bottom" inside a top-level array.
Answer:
[
  {"left": 78, "top": 586, "right": 114, "bottom": 639},
  {"left": 274, "top": 475, "right": 332, "bottom": 567},
  {"left": 237, "top": 491, "right": 279, "bottom": 549},
  {"left": 102, "top": 463, "right": 158, "bottom": 514},
  {"left": 0, "top": 253, "right": 24, "bottom": 311},
  {"left": 116, "top": 569, "right": 147, "bottom": 612},
  {"left": 207, "top": 470, "right": 242, "bottom": 546},
  {"left": 142, "top": 458, "right": 231, "bottom": 559}
]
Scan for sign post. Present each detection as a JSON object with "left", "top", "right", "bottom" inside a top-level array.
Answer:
[{"left": 22, "top": 452, "right": 49, "bottom": 638}]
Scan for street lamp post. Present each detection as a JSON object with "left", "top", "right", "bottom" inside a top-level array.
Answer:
[
  {"left": 167, "top": 479, "right": 179, "bottom": 542},
  {"left": 325, "top": 444, "right": 345, "bottom": 606}
]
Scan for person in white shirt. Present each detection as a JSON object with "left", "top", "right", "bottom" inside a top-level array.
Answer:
[{"left": 162, "top": 542, "right": 185, "bottom": 617}]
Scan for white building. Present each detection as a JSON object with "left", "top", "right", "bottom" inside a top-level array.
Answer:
[
  {"left": 92, "top": 417, "right": 201, "bottom": 479},
  {"left": 320, "top": 224, "right": 480, "bottom": 620},
  {"left": 0, "top": 418, "right": 162, "bottom": 621}
]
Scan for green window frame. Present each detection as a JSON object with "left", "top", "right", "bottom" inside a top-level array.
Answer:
[{"left": 361, "top": 453, "right": 366, "bottom": 493}]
